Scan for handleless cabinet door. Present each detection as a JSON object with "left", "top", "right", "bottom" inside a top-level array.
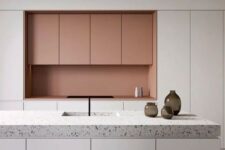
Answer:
[
  {"left": 92, "top": 139, "right": 155, "bottom": 150},
  {"left": 0, "top": 139, "right": 26, "bottom": 150},
  {"left": 157, "top": 11, "right": 190, "bottom": 112},
  {"left": 0, "top": 11, "right": 23, "bottom": 100},
  {"left": 191, "top": 11, "right": 223, "bottom": 146},
  {"left": 91, "top": 14, "right": 121, "bottom": 64},
  {"left": 58, "top": 99, "right": 89, "bottom": 112},
  {"left": 27, "top": 139, "right": 90, "bottom": 150},
  {"left": 60, "top": 14, "right": 90, "bottom": 64},
  {"left": 24, "top": 101, "right": 57, "bottom": 111},
  {"left": 122, "top": 14, "right": 153, "bottom": 64},
  {"left": 91, "top": 99, "right": 123, "bottom": 112},
  {"left": 28, "top": 14, "right": 59, "bottom": 64},
  {"left": 157, "top": 139, "right": 220, "bottom": 150},
  {"left": 0, "top": 101, "right": 23, "bottom": 110}
]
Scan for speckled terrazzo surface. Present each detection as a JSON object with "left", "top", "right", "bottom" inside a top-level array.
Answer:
[{"left": 0, "top": 111, "right": 220, "bottom": 139}]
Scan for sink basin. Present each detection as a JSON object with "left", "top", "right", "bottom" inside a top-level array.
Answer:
[
  {"left": 61, "top": 112, "right": 120, "bottom": 117},
  {"left": 62, "top": 112, "right": 88, "bottom": 116}
]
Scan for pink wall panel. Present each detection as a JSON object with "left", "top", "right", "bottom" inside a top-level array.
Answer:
[
  {"left": 91, "top": 14, "right": 122, "bottom": 64},
  {"left": 31, "top": 65, "right": 149, "bottom": 97},
  {"left": 60, "top": 14, "right": 90, "bottom": 64},
  {"left": 28, "top": 14, "right": 59, "bottom": 64},
  {"left": 122, "top": 14, "right": 153, "bottom": 64}
]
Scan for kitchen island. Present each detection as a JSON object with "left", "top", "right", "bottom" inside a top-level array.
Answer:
[{"left": 0, "top": 111, "right": 220, "bottom": 150}]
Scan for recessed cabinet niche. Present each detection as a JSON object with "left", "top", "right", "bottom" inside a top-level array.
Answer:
[{"left": 25, "top": 11, "right": 157, "bottom": 99}]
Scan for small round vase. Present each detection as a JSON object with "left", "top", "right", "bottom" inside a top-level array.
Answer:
[
  {"left": 161, "top": 106, "right": 174, "bottom": 119},
  {"left": 145, "top": 102, "right": 158, "bottom": 117},
  {"left": 164, "top": 90, "right": 181, "bottom": 115}
]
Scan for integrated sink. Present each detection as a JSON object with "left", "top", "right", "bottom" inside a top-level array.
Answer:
[
  {"left": 62, "top": 112, "right": 89, "bottom": 116},
  {"left": 61, "top": 112, "right": 120, "bottom": 117}
]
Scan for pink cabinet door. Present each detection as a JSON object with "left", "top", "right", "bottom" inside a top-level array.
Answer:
[
  {"left": 28, "top": 14, "right": 59, "bottom": 65},
  {"left": 60, "top": 14, "right": 90, "bottom": 64},
  {"left": 122, "top": 14, "right": 153, "bottom": 65},
  {"left": 91, "top": 14, "right": 122, "bottom": 64}
]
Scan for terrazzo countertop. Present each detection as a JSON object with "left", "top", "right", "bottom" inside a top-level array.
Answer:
[{"left": 0, "top": 111, "right": 220, "bottom": 139}]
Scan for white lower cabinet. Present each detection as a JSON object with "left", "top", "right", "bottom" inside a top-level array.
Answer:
[
  {"left": 0, "top": 101, "right": 23, "bottom": 110},
  {"left": 27, "top": 139, "right": 90, "bottom": 150},
  {"left": 157, "top": 139, "right": 220, "bottom": 150},
  {"left": 91, "top": 99, "right": 123, "bottom": 112},
  {"left": 57, "top": 99, "right": 89, "bottom": 112},
  {"left": 24, "top": 101, "right": 57, "bottom": 111},
  {"left": 123, "top": 100, "right": 152, "bottom": 111},
  {"left": 0, "top": 139, "right": 26, "bottom": 150},
  {"left": 92, "top": 139, "right": 155, "bottom": 150}
]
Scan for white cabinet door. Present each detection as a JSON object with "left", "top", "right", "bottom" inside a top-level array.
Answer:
[
  {"left": 157, "top": 139, "right": 220, "bottom": 150},
  {"left": 157, "top": 11, "right": 190, "bottom": 112},
  {"left": 58, "top": 99, "right": 88, "bottom": 112},
  {"left": 92, "top": 139, "right": 155, "bottom": 150},
  {"left": 123, "top": 100, "right": 151, "bottom": 111},
  {"left": 0, "top": 101, "right": 23, "bottom": 110},
  {"left": 27, "top": 139, "right": 90, "bottom": 150},
  {"left": 191, "top": 11, "right": 223, "bottom": 144},
  {"left": 24, "top": 101, "right": 57, "bottom": 111},
  {"left": 0, "top": 139, "right": 26, "bottom": 150},
  {"left": 0, "top": 11, "right": 24, "bottom": 100},
  {"left": 91, "top": 99, "right": 123, "bottom": 112}
]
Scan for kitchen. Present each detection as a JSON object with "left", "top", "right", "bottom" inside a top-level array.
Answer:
[{"left": 0, "top": 0, "right": 224, "bottom": 150}]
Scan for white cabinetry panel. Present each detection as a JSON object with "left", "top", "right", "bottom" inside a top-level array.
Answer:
[
  {"left": 0, "top": 101, "right": 23, "bottom": 110},
  {"left": 0, "top": 139, "right": 26, "bottom": 150},
  {"left": 27, "top": 139, "right": 90, "bottom": 150},
  {"left": 123, "top": 100, "right": 151, "bottom": 111},
  {"left": 191, "top": 11, "right": 223, "bottom": 141},
  {"left": 0, "top": 11, "right": 24, "bottom": 100},
  {"left": 157, "top": 11, "right": 190, "bottom": 112},
  {"left": 157, "top": 139, "right": 220, "bottom": 150},
  {"left": 24, "top": 101, "right": 57, "bottom": 111},
  {"left": 91, "top": 99, "right": 123, "bottom": 112},
  {"left": 58, "top": 99, "right": 88, "bottom": 112},
  {"left": 92, "top": 139, "right": 155, "bottom": 150}
]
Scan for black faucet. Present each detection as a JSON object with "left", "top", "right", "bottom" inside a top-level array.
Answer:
[{"left": 67, "top": 95, "right": 114, "bottom": 116}]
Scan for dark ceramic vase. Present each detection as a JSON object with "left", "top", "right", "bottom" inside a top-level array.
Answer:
[
  {"left": 145, "top": 102, "right": 158, "bottom": 117},
  {"left": 161, "top": 106, "right": 173, "bottom": 119},
  {"left": 164, "top": 90, "right": 181, "bottom": 115}
]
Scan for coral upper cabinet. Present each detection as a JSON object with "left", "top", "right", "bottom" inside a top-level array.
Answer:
[
  {"left": 28, "top": 14, "right": 59, "bottom": 65},
  {"left": 28, "top": 13, "right": 153, "bottom": 65},
  {"left": 60, "top": 14, "right": 90, "bottom": 64},
  {"left": 91, "top": 14, "right": 122, "bottom": 64},
  {"left": 122, "top": 14, "right": 153, "bottom": 64}
]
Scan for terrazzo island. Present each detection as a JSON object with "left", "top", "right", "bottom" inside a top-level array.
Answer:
[
  {"left": 0, "top": 111, "right": 220, "bottom": 138},
  {"left": 0, "top": 111, "right": 221, "bottom": 150}
]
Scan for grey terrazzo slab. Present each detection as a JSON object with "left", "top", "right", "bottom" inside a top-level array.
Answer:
[{"left": 0, "top": 111, "right": 220, "bottom": 139}]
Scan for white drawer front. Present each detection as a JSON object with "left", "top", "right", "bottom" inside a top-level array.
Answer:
[
  {"left": 27, "top": 139, "right": 90, "bottom": 150},
  {"left": 24, "top": 101, "right": 57, "bottom": 111},
  {"left": 58, "top": 99, "right": 88, "bottom": 112}
]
